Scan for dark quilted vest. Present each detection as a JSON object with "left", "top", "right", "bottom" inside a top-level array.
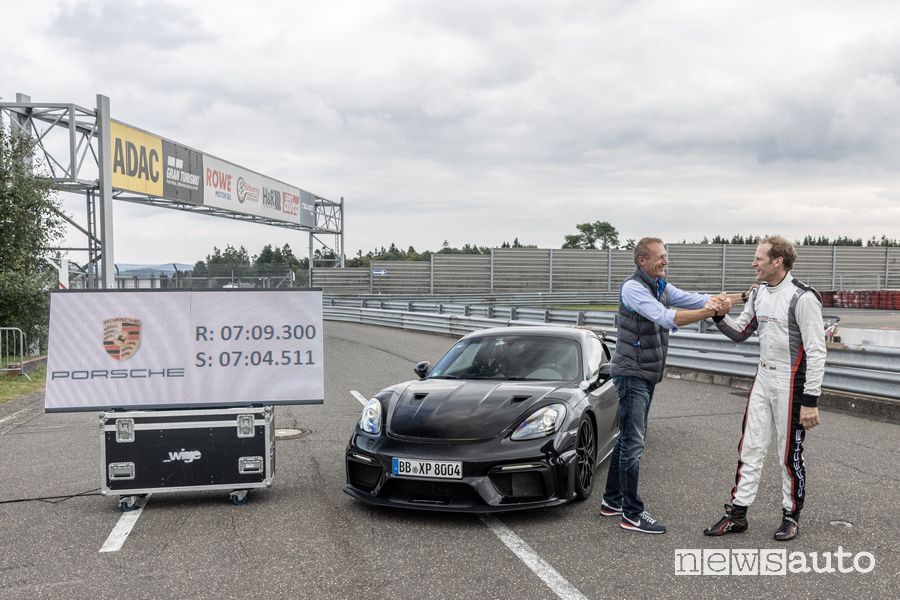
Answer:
[{"left": 610, "top": 269, "right": 672, "bottom": 383}]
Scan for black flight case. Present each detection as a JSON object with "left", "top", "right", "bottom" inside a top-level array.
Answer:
[{"left": 100, "top": 406, "right": 275, "bottom": 510}]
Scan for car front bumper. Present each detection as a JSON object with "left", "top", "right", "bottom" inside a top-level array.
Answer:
[{"left": 344, "top": 429, "right": 579, "bottom": 512}]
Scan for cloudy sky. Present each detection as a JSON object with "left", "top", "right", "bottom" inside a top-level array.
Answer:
[{"left": 4, "top": 0, "right": 900, "bottom": 264}]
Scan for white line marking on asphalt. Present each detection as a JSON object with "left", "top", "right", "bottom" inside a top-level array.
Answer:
[
  {"left": 99, "top": 495, "right": 150, "bottom": 553},
  {"left": 350, "top": 390, "right": 368, "bottom": 406},
  {"left": 0, "top": 407, "right": 31, "bottom": 425},
  {"left": 481, "top": 516, "right": 589, "bottom": 600}
]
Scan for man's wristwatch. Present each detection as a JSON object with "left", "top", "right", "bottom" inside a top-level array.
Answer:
[{"left": 741, "top": 291, "right": 749, "bottom": 303}]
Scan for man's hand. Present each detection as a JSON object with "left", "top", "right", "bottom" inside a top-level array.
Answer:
[
  {"left": 705, "top": 293, "right": 732, "bottom": 315},
  {"left": 799, "top": 406, "right": 820, "bottom": 429}
]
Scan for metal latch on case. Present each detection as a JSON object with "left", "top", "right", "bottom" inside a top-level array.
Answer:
[
  {"left": 116, "top": 418, "right": 135, "bottom": 443},
  {"left": 108, "top": 462, "right": 135, "bottom": 480},
  {"left": 237, "top": 414, "right": 255, "bottom": 438},
  {"left": 238, "top": 456, "right": 263, "bottom": 474}
]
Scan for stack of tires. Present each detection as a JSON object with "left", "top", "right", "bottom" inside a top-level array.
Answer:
[{"left": 828, "top": 290, "right": 900, "bottom": 309}]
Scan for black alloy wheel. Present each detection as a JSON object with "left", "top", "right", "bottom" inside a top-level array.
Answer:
[{"left": 574, "top": 417, "right": 597, "bottom": 500}]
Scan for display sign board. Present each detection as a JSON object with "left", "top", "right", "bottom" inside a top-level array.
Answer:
[
  {"left": 111, "top": 120, "right": 204, "bottom": 205},
  {"left": 111, "top": 119, "right": 317, "bottom": 226},
  {"left": 203, "top": 155, "right": 316, "bottom": 228},
  {"left": 45, "top": 289, "right": 324, "bottom": 412}
]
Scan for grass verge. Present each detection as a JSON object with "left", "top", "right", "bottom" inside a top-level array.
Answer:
[{"left": 0, "top": 366, "right": 46, "bottom": 404}]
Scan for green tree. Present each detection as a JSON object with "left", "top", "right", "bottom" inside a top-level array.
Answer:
[
  {"left": 562, "top": 221, "right": 620, "bottom": 249},
  {"left": 204, "top": 245, "right": 252, "bottom": 278},
  {"left": 0, "top": 122, "right": 64, "bottom": 352}
]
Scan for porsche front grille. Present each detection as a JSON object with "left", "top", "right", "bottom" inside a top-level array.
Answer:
[{"left": 382, "top": 479, "right": 480, "bottom": 505}]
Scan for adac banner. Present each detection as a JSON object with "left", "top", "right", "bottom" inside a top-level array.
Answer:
[
  {"left": 203, "top": 155, "right": 316, "bottom": 228},
  {"left": 111, "top": 120, "right": 203, "bottom": 205}
]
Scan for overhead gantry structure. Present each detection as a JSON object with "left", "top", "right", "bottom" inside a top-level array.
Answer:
[{"left": 0, "top": 93, "right": 344, "bottom": 288}]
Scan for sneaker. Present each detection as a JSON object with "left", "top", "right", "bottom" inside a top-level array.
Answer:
[
  {"left": 599, "top": 499, "right": 623, "bottom": 517},
  {"left": 621, "top": 511, "right": 666, "bottom": 534},
  {"left": 703, "top": 504, "right": 748, "bottom": 536},
  {"left": 774, "top": 515, "right": 799, "bottom": 541}
]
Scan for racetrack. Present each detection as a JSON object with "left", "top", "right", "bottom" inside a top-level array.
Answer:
[{"left": 0, "top": 321, "right": 897, "bottom": 599}]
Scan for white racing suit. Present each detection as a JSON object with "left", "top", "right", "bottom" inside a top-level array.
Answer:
[{"left": 714, "top": 272, "right": 826, "bottom": 515}]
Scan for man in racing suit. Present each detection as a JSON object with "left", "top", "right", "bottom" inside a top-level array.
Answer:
[{"left": 703, "top": 236, "right": 826, "bottom": 541}]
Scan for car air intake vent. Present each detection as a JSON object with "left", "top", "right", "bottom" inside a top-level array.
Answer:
[
  {"left": 511, "top": 395, "right": 531, "bottom": 402},
  {"left": 413, "top": 393, "right": 428, "bottom": 401}
]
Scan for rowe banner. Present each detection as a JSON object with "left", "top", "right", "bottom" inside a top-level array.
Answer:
[{"left": 44, "top": 289, "right": 325, "bottom": 412}]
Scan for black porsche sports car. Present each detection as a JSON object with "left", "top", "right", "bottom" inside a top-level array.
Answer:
[{"left": 345, "top": 326, "right": 619, "bottom": 512}]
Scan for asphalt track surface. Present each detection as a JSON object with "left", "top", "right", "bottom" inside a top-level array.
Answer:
[{"left": 0, "top": 321, "right": 897, "bottom": 600}]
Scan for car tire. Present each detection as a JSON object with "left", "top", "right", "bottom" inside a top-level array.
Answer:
[{"left": 573, "top": 416, "right": 597, "bottom": 500}]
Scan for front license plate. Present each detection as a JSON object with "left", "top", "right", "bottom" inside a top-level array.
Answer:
[{"left": 392, "top": 457, "right": 462, "bottom": 479}]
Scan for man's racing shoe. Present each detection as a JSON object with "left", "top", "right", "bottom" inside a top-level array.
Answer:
[
  {"left": 774, "top": 515, "right": 799, "bottom": 541},
  {"left": 703, "top": 504, "right": 748, "bottom": 536},
  {"left": 599, "top": 499, "right": 623, "bottom": 517},
  {"left": 621, "top": 511, "right": 666, "bottom": 534}
]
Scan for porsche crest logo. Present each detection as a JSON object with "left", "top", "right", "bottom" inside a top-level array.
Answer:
[{"left": 103, "top": 318, "right": 142, "bottom": 361}]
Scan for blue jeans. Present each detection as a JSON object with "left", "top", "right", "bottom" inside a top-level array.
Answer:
[{"left": 603, "top": 375, "right": 655, "bottom": 519}]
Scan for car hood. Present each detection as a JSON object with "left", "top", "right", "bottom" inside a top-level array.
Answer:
[{"left": 387, "top": 379, "right": 571, "bottom": 441}]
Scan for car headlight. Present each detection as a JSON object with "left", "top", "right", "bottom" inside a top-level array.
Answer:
[
  {"left": 511, "top": 404, "right": 566, "bottom": 441},
  {"left": 358, "top": 398, "right": 382, "bottom": 435}
]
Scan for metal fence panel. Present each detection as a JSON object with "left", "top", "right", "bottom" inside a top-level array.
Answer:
[
  {"left": 371, "top": 261, "right": 430, "bottom": 295},
  {"left": 493, "top": 249, "right": 550, "bottom": 292},
  {"left": 433, "top": 254, "right": 491, "bottom": 294},
  {"left": 722, "top": 245, "right": 758, "bottom": 291},
  {"left": 313, "top": 244, "right": 897, "bottom": 295},
  {"left": 793, "top": 246, "right": 835, "bottom": 290},
  {"left": 313, "top": 268, "right": 370, "bottom": 292},
  {"left": 551, "top": 249, "right": 609, "bottom": 291},
  {"left": 835, "top": 246, "right": 892, "bottom": 289},
  {"left": 890, "top": 248, "right": 900, "bottom": 289},
  {"left": 0, "top": 327, "right": 29, "bottom": 379},
  {"left": 668, "top": 244, "right": 726, "bottom": 292}
]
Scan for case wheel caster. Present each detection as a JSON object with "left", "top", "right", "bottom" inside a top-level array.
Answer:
[
  {"left": 229, "top": 490, "right": 250, "bottom": 505},
  {"left": 118, "top": 495, "right": 139, "bottom": 512}
]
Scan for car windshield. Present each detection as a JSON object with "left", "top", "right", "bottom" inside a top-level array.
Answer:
[{"left": 429, "top": 335, "right": 582, "bottom": 381}]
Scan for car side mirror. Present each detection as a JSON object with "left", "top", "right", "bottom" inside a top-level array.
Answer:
[
  {"left": 414, "top": 361, "right": 430, "bottom": 379},
  {"left": 598, "top": 363, "right": 612, "bottom": 381},
  {"left": 583, "top": 363, "right": 612, "bottom": 392}
]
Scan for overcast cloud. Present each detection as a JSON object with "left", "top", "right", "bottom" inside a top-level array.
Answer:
[{"left": 3, "top": 0, "right": 900, "bottom": 263}]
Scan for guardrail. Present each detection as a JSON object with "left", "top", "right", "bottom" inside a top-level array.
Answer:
[
  {"left": 1, "top": 327, "right": 31, "bottom": 380},
  {"left": 323, "top": 306, "right": 900, "bottom": 401},
  {"left": 325, "top": 297, "right": 710, "bottom": 333},
  {"left": 325, "top": 292, "right": 623, "bottom": 306}
]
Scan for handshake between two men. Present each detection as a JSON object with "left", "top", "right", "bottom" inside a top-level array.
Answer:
[{"left": 704, "top": 290, "right": 748, "bottom": 316}]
